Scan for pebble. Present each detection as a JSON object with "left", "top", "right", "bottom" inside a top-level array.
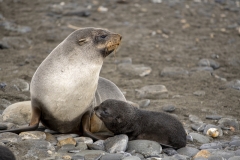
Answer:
[
  {"left": 104, "top": 134, "right": 128, "bottom": 153},
  {"left": 127, "top": 140, "right": 162, "bottom": 158},
  {"left": 0, "top": 99, "right": 11, "bottom": 109},
  {"left": 207, "top": 155, "right": 225, "bottom": 160},
  {"left": 114, "top": 57, "right": 132, "bottom": 64},
  {"left": 162, "top": 104, "right": 176, "bottom": 112},
  {"left": 225, "top": 80, "right": 240, "bottom": 90},
  {"left": 100, "top": 153, "right": 123, "bottom": 160},
  {"left": 0, "top": 21, "right": 32, "bottom": 33},
  {"left": 75, "top": 142, "right": 88, "bottom": 151},
  {"left": 191, "top": 123, "right": 206, "bottom": 132},
  {"left": 198, "top": 59, "right": 220, "bottom": 69},
  {"left": 87, "top": 140, "right": 105, "bottom": 150},
  {"left": 19, "top": 131, "right": 46, "bottom": 140},
  {"left": 205, "top": 115, "right": 222, "bottom": 120},
  {"left": 11, "top": 79, "right": 30, "bottom": 92},
  {"left": 2, "top": 101, "right": 32, "bottom": 125},
  {"left": 177, "top": 147, "right": 199, "bottom": 157},
  {"left": 163, "top": 148, "right": 178, "bottom": 156},
  {"left": 160, "top": 67, "right": 189, "bottom": 78},
  {"left": 0, "top": 37, "right": 32, "bottom": 49},
  {"left": 211, "top": 150, "right": 235, "bottom": 159},
  {"left": 230, "top": 140, "right": 240, "bottom": 147},
  {"left": 57, "top": 137, "right": 77, "bottom": 147},
  {"left": 74, "top": 136, "right": 93, "bottom": 144},
  {"left": 218, "top": 118, "right": 239, "bottom": 131},
  {"left": 97, "top": 6, "right": 108, "bottom": 12},
  {"left": 122, "top": 156, "right": 141, "bottom": 160},
  {"left": 189, "top": 133, "right": 211, "bottom": 144},
  {"left": 194, "top": 150, "right": 211, "bottom": 159},
  {"left": 137, "top": 99, "right": 150, "bottom": 108},
  {"left": 229, "top": 156, "right": 240, "bottom": 160},
  {"left": 135, "top": 85, "right": 168, "bottom": 99},
  {"left": 190, "top": 67, "right": 214, "bottom": 72},
  {"left": 0, "top": 132, "right": 21, "bottom": 143},
  {"left": 200, "top": 142, "right": 223, "bottom": 149},
  {"left": 0, "top": 123, "right": 8, "bottom": 130},
  {"left": 118, "top": 64, "right": 152, "bottom": 77},
  {"left": 203, "top": 124, "right": 223, "bottom": 137},
  {"left": 193, "top": 90, "right": 205, "bottom": 96},
  {"left": 189, "top": 115, "right": 203, "bottom": 124},
  {"left": 45, "top": 132, "right": 58, "bottom": 145}
]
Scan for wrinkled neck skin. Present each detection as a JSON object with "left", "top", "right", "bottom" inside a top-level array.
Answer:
[{"left": 30, "top": 39, "right": 104, "bottom": 123}]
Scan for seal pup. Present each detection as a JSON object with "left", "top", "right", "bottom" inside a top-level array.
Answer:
[
  {"left": 94, "top": 99, "right": 187, "bottom": 149},
  {"left": 0, "top": 28, "right": 126, "bottom": 138}
]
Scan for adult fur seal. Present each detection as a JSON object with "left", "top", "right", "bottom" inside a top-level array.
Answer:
[
  {"left": 0, "top": 28, "right": 126, "bottom": 138},
  {"left": 94, "top": 99, "right": 186, "bottom": 149}
]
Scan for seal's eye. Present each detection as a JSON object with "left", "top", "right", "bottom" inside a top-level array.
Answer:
[
  {"left": 100, "top": 35, "right": 107, "bottom": 39},
  {"left": 96, "top": 34, "right": 107, "bottom": 40},
  {"left": 103, "top": 108, "right": 109, "bottom": 115}
]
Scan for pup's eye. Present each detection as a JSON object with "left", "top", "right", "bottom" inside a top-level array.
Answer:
[
  {"left": 103, "top": 109, "right": 109, "bottom": 115},
  {"left": 100, "top": 35, "right": 107, "bottom": 39}
]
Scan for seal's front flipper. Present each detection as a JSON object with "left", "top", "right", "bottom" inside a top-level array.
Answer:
[
  {"left": 0, "top": 105, "right": 41, "bottom": 134},
  {"left": 82, "top": 111, "right": 112, "bottom": 141}
]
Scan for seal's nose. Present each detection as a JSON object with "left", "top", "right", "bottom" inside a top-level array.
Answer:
[{"left": 119, "top": 35, "right": 122, "bottom": 40}]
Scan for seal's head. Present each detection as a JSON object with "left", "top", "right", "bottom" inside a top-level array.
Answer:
[
  {"left": 65, "top": 28, "right": 122, "bottom": 60},
  {"left": 94, "top": 99, "right": 137, "bottom": 133}
]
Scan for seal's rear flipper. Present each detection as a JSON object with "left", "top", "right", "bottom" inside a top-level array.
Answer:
[{"left": 0, "top": 105, "right": 41, "bottom": 134}]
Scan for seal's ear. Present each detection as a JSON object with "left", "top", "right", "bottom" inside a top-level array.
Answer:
[{"left": 79, "top": 38, "right": 87, "bottom": 46}]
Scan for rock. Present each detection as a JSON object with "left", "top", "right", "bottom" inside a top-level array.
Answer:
[
  {"left": 127, "top": 140, "right": 162, "bottom": 158},
  {"left": 104, "top": 134, "right": 128, "bottom": 153},
  {"left": 189, "top": 115, "right": 203, "bottom": 124},
  {"left": 45, "top": 132, "right": 58, "bottom": 145},
  {"left": 87, "top": 140, "right": 105, "bottom": 150},
  {"left": 11, "top": 79, "right": 29, "bottom": 92},
  {"left": 200, "top": 142, "right": 223, "bottom": 150},
  {"left": 58, "top": 144, "right": 75, "bottom": 153},
  {"left": 194, "top": 150, "right": 211, "bottom": 159},
  {"left": 118, "top": 64, "right": 152, "bottom": 77},
  {"left": 63, "top": 10, "right": 90, "bottom": 17},
  {"left": 19, "top": 131, "right": 46, "bottom": 140},
  {"left": 163, "top": 148, "right": 178, "bottom": 156},
  {"left": 0, "top": 37, "right": 32, "bottom": 49},
  {"left": 2, "top": 101, "right": 31, "bottom": 125},
  {"left": 122, "top": 156, "right": 141, "bottom": 160},
  {"left": 114, "top": 57, "right": 132, "bottom": 64},
  {"left": 138, "top": 99, "right": 150, "bottom": 108},
  {"left": 198, "top": 59, "right": 220, "bottom": 69},
  {"left": 203, "top": 124, "right": 223, "bottom": 137},
  {"left": 229, "top": 140, "right": 240, "bottom": 147},
  {"left": 191, "top": 123, "right": 206, "bottom": 132},
  {"left": 225, "top": 80, "right": 240, "bottom": 90},
  {"left": 97, "top": 6, "right": 108, "bottom": 12},
  {"left": 74, "top": 136, "right": 93, "bottom": 144},
  {"left": 56, "top": 134, "right": 78, "bottom": 141},
  {"left": 218, "top": 118, "right": 239, "bottom": 131},
  {"left": 207, "top": 155, "right": 224, "bottom": 160},
  {"left": 100, "top": 153, "right": 124, "bottom": 160},
  {"left": 57, "top": 137, "right": 77, "bottom": 147},
  {"left": 74, "top": 150, "right": 106, "bottom": 157},
  {"left": 75, "top": 142, "right": 88, "bottom": 151},
  {"left": 0, "top": 123, "right": 8, "bottom": 130},
  {"left": 172, "top": 154, "right": 190, "bottom": 160},
  {"left": 189, "top": 133, "right": 211, "bottom": 144},
  {"left": 135, "top": 85, "right": 168, "bottom": 99},
  {"left": 0, "top": 99, "right": 11, "bottom": 109},
  {"left": 71, "top": 155, "right": 84, "bottom": 160},
  {"left": 160, "top": 67, "right": 189, "bottom": 78},
  {"left": 229, "top": 156, "right": 240, "bottom": 160},
  {"left": 193, "top": 90, "right": 205, "bottom": 96},
  {"left": 205, "top": 115, "right": 222, "bottom": 120},
  {"left": 190, "top": 67, "right": 214, "bottom": 72},
  {"left": 0, "top": 21, "right": 31, "bottom": 33},
  {"left": 0, "top": 132, "right": 21, "bottom": 143},
  {"left": 162, "top": 104, "right": 176, "bottom": 112},
  {"left": 6, "top": 139, "right": 54, "bottom": 159},
  {"left": 177, "top": 147, "right": 199, "bottom": 157},
  {"left": 210, "top": 150, "right": 235, "bottom": 159}
]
